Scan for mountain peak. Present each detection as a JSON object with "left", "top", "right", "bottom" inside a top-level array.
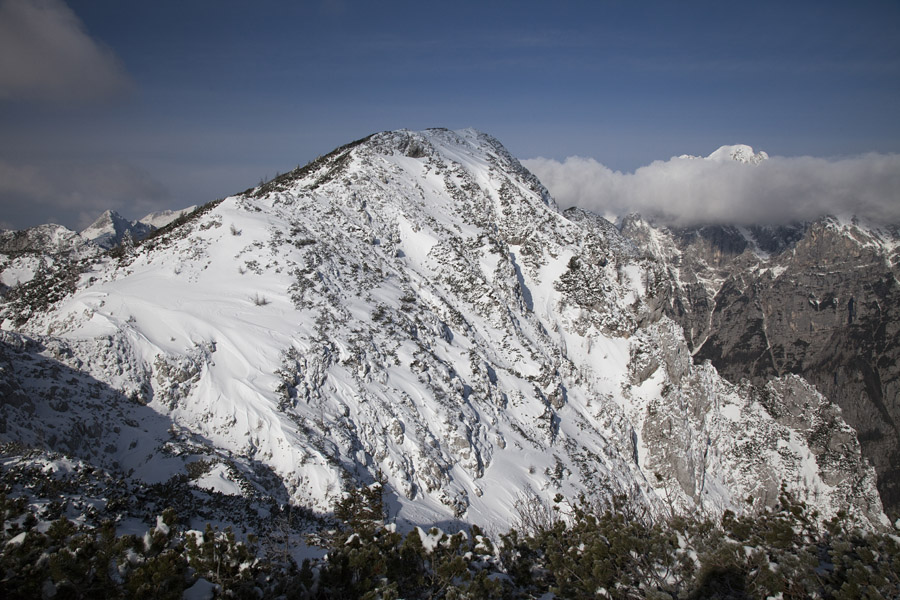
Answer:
[
  {"left": 706, "top": 144, "right": 769, "bottom": 164},
  {"left": 245, "top": 127, "right": 556, "bottom": 226},
  {"left": 84, "top": 208, "right": 121, "bottom": 226},
  {"left": 80, "top": 209, "right": 153, "bottom": 249}
]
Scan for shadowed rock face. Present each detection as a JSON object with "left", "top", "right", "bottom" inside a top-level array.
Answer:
[{"left": 624, "top": 218, "right": 900, "bottom": 519}]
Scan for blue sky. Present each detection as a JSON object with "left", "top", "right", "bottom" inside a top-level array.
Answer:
[{"left": 1, "top": 0, "right": 899, "bottom": 229}]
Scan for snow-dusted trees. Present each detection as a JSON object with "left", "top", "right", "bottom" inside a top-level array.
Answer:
[{"left": 1, "top": 483, "right": 899, "bottom": 598}]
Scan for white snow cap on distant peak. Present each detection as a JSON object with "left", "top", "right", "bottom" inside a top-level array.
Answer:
[{"left": 706, "top": 144, "right": 769, "bottom": 165}]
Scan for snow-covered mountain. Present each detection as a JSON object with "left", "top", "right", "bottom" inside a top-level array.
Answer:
[
  {"left": 706, "top": 144, "right": 769, "bottom": 164},
  {"left": 80, "top": 207, "right": 195, "bottom": 249},
  {"left": 0, "top": 129, "right": 888, "bottom": 530},
  {"left": 678, "top": 144, "right": 769, "bottom": 165},
  {"left": 80, "top": 210, "right": 154, "bottom": 249}
]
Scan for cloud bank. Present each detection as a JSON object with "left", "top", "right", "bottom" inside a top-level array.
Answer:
[
  {"left": 0, "top": 0, "right": 131, "bottom": 102},
  {"left": 523, "top": 151, "right": 900, "bottom": 226},
  {"left": 0, "top": 160, "right": 170, "bottom": 231}
]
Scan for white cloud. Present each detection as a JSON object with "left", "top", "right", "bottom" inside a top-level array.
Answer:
[
  {"left": 523, "top": 150, "right": 900, "bottom": 226},
  {"left": 0, "top": 160, "right": 170, "bottom": 230},
  {"left": 0, "top": 0, "right": 131, "bottom": 102}
]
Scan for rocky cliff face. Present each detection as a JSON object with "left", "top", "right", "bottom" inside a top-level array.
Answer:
[
  {"left": 0, "top": 129, "right": 889, "bottom": 530},
  {"left": 622, "top": 216, "right": 900, "bottom": 520}
]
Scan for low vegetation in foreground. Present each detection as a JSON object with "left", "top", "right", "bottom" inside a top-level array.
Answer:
[{"left": 2, "top": 476, "right": 899, "bottom": 600}]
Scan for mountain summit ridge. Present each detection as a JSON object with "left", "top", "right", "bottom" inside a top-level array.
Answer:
[
  {"left": 0, "top": 128, "right": 888, "bottom": 530},
  {"left": 675, "top": 143, "right": 769, "bottom": 165},
  {"left": 706, "top": 144, "right": 769, "bottom": 164}
]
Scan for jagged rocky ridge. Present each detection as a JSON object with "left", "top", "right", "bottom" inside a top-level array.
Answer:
[
  {"left": 79, "top": 207, "right": 197, "bottom": 250},
  {"left": 0, "top": 129, "right": 889, "bottom": 530},
  {"left": 619, "top": 215, "right": 900, "bottom": 520}
]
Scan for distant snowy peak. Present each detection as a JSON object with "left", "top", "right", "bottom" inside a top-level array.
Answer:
[
  {"left": 677, "top": 144, "right": 769, "bottom": 165},
  {"left": 80, "top": 210, "right": 154, "bottom": 249},
  {"left": 706, "top": 144, "right": 769, "bottom": 165},
  {"left": 79, "top": 206, "right": 195, "bottom": 250}
]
